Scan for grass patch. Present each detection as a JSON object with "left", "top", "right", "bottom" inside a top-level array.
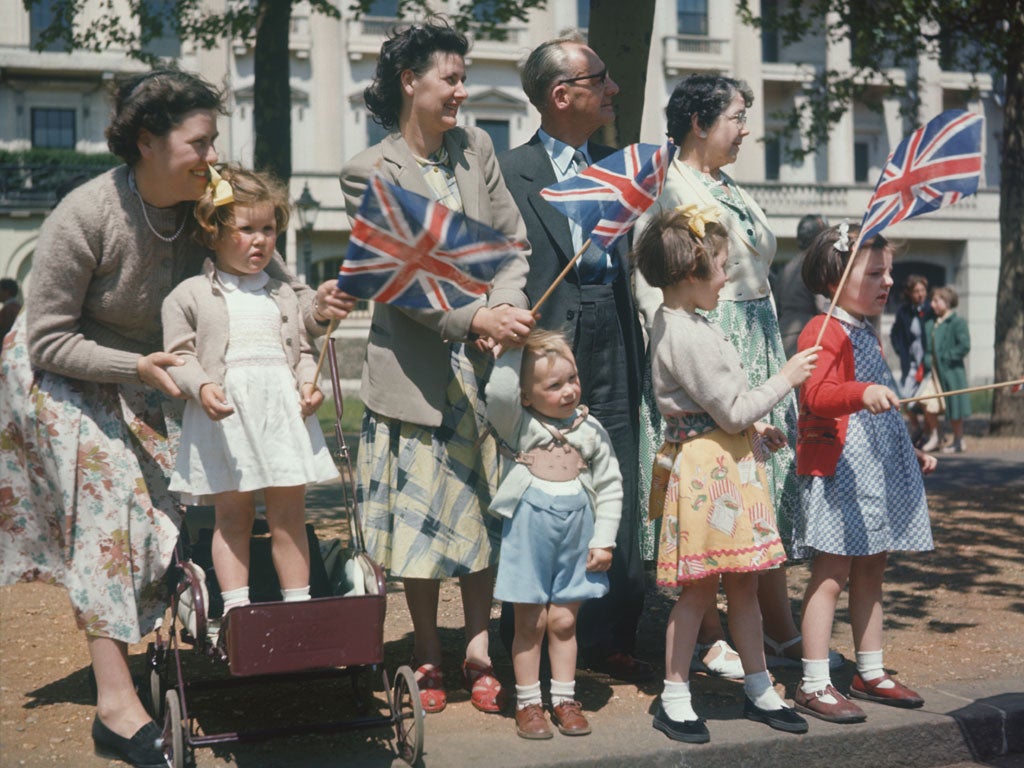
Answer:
[
  {"left": 969, "top": 388, "right": 992, "bottom": 414},
  {"left": 317, "top": 397, "right": 364, "bottom": 436}
]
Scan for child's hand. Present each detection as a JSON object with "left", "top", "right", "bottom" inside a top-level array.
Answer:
[
  {"left": 781, "top": 345, "right": 820, "bottom": 387},
  {"left": 299, "top": 382, "right": 323, "bottom": 418},
  {"left": 862, "top": 384, "right": 900, "bottom": 414},
  {"left": 199, "top": 383, "right": 234, "bottom": 421},
  {"left": 754, "top": 421, "right": 788, "bottom": 451},
  {"left": 586, "top": 547, "right": 613, "bottom": 572},
  {"left": 915, "top": 448, "right": 938, "bottom": 475}
]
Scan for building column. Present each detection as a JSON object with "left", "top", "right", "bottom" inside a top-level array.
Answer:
[{"left": 825, "top": 11, "right": 854, "bottom": 184}]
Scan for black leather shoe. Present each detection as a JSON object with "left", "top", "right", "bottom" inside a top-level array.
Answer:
[
  {"left": 652, "top": 700, "right": 710, "bottom": 743},
  {"left": 92, "top": 716, "right": 166, "bottom": 768},
  {"left": 743, "top": 697, "right": 809, "bottom": 734}
]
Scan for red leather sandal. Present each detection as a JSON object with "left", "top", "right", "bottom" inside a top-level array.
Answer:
[
  {"left": 413, "top": 662, "right": 446, "bottom": 714},
  {"left": 462, "top": 659, "right": 508, "bottom": 714}
]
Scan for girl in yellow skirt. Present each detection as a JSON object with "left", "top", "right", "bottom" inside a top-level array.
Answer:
[{"left": 632, "top": 207, "right": 820, "bottom": 743}]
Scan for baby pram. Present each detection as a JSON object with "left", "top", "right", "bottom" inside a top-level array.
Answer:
[{"left": 147, "top": 337, "right": 423, "bottom": 767}]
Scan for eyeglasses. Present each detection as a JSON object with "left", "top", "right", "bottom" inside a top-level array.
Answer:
[
  {"left": 724, "top": 111, "right": 748, "bottom": 126},
  {"left": 558, "top": 68, "right": 608, "bottom": 87}
]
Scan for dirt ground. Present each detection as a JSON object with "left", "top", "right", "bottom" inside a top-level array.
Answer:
[{"left": 1, "top": 432, "right": 1022, "bottom": 767}]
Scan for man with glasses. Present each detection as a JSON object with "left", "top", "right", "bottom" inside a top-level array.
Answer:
[{"left": 499, "top": 33, "right": 650, "bottom": 685}]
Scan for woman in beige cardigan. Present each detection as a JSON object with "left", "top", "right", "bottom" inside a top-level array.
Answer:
[
  {"left": 0, "top": 70, "right": 352, "bottom": 768},
  {"left": 339, "top": 20, "right": 534, "bottom": 716}
]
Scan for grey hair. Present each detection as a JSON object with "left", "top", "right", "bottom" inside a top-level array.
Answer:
[{"left": 520, "top": 30, "right": 587, "bottom": 112}]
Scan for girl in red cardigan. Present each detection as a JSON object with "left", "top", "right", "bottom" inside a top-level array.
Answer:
[{"left": 792, "top": 224, "right": 937, "bottom": 724}]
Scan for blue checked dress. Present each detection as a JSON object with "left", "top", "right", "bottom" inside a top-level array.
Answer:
[{"left": 792, "top": 316, "right": 934, "bottom": 558}]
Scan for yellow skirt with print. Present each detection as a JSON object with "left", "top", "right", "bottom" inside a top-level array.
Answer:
[{"left": 651, "top": 424, "right": 786, "bottom": 586}]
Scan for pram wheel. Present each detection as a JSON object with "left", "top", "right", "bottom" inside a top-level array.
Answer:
[
  {"left": 162, "top": 689, "right": 186, "bottom": 768},
  {"left": 149, "top": 667, "right": 164, "bottom": 720},
  {"left": 391, "top": 665, "right": 424, "bottom": 765}
]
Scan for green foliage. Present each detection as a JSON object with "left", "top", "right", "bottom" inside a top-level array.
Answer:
[
  {"left": 317, "top": 397, "right": 365, "bottom": 436},
  {"left": 735, "top": 0, "right": 1016, "bottom": 161},
  {"left": 0, "top": 148, "right": 119, "bottom": 167},
  {"left": 348, "top": 0, "right": 548, "bottom": 41}
]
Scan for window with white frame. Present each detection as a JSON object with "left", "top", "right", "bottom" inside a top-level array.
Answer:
[
  {"left": 30, "top": 0, "right": 63, "bottom": 52},
  {"left": 677, "top": 0, "right": 708, "bottom": 35}
]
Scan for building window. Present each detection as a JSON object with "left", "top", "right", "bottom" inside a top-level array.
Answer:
[
  {"left": 677, "top": 0, "right": 708, "bottom": 36},
  {"left": 32, "top": 108, "right": 76, "bottom": 149},
  {"left": 765, "top": 137, "right": 781, "bottom": 181},
  {"left": 854, "top": 141, "right": 870, "bottom": 183},
  {"left": 476, "top": 119, "right": 509, "bottom": 155},
  {"left": 30, "top": 0, "right": 63, "bottom": 52},
  {"left": 140, "top": 0, "right": 181, "bottom": 58},
  {"left": 761, "top": 0, "right": 778, "bottom": 62},
  {"left": 577, "top": 0, "right": 590, "bottom": 30},
  {"left": 366, "top": 0, "right": 398, "bottom": 16}
]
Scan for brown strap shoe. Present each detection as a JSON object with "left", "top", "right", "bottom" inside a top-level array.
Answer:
[
  {"left": 514, "top": 703, "right": 552, "bottom": 740},
  {"left": 551, "top": 700, "right": 592, "bottom": 736},
  {"left": 794, "top": 684, "right": 867, "bottom": 724}
]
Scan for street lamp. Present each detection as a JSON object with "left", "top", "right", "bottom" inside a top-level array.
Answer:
[{"left": 294, "top": 182, "right": 321, "bottom": 283}]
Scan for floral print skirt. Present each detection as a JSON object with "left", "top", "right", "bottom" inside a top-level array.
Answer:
[
  {"left": 0, "top": 315, "right": 181, "bottom": 642},
  {"left": 652, "top": 426, "right": 786, "bottom": 586}
]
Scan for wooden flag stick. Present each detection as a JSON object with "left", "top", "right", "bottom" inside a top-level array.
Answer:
[
  {"left": 312, "top": 318, "right": 339, "bottom": 390},
  {"left": 899, "top": 378, "right": 1024, "bottom": 406},
  {"left": 813, "top": 229, "right": 866, "bottom": 348},
  {"left": 531, "top": 238, "right": 591, "bottom": 314}
]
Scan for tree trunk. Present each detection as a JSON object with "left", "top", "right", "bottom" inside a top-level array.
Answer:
[
  {"left": 991, "top": 6, "right": 1024, "bottom": 436},
  {"left": 253, "top": 0, "right": 293, "bottom": 257},
  {"left": 586, "top": 0, "right": 656, "bottom": 147}
]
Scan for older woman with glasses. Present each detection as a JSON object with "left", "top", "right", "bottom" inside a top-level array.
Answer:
[{"left": 635, "top": 73, "right": 829, "bottom": 678}]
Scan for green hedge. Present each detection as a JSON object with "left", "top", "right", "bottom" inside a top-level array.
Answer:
[{"left": 0, "top": 149, "right": 120, "bottom": 167}]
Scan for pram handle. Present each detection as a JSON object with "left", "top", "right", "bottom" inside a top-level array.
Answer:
[{"left": 326, "top": 336, "right": 368, "bottom": 555}]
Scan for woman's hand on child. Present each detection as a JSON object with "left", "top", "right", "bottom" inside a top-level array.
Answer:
[
  {"left": 915, "top": 448, "right": 938, "bottom": 475},
  {"left": 199, "top": 383, "right": 234, "bottom": 421},
  {"left": 470, "top": 304, "right": 535, "bottom": 349},
  {"left": 754, "top": 421, "right": 788, "bottom": 451},
  {"left": 586, "top": 547, "right": 613, "bottom": 572},
  {"left": 137, "top": 352, "right": 185, "bottom": 398},
  {"left": 299, "top": 382, "right": 323, "bottom": 418},
  {"left": 862, "top": 384, "right": 900, "bottom": 414},
  {"left": 781, "top": 345, "right": 820, "bottom": 387},
  {"left": 313, "top": 282, "right": 358, "bottom": 322}
]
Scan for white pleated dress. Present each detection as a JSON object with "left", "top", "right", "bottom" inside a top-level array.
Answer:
[{"left": 170, "top": 271, "right": 337, "bottom": 497}]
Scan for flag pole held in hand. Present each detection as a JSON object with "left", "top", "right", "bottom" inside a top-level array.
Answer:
[{"left": 814, "top": 109, "right": 983, "bottom": 346}]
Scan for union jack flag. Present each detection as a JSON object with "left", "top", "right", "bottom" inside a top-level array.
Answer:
[
  {"left": 860, "top": 109, "right": 983, "bottom": 243},
  {"left": 337, "top": 172, "right": 525, "bottom": 311},
  {"left": 540, "top": 141, "right": 677, "bottom": 252}
]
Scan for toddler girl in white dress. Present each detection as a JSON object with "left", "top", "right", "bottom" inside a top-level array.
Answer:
[{"left": 162, "top": 165, "right": 337, "bottom": 613}]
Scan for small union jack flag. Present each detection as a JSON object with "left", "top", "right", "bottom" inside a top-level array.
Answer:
[
  {"left": 860, "top": 109, "right": 983, "bottom": 243},
  {"left": 338, "top": 172, "right": 525, "bottom": 311},
  {"left": 540, "top": 141, "right": 677, "bottom": 252}
]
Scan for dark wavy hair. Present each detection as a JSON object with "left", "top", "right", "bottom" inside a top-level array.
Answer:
[
  {"left": 665, "top": 74, "right": 753, "bottom": 145},
  {"left": 363, "top": 19, "right": 469, "bottom": 131},
  {"left": 105, "top": 67, "right": 225, "bottom": 165},
  {"left": 802, "top": 224, "right": 890, "bottom": 298},
  {"left": 193, "top": 164, "right": 290, "bottom": 250},
  {"left": 631, "top": 208, "right": 728, "bottom": 289}
]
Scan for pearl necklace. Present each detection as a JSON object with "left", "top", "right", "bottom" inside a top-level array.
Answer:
[{"left": 129, "top": 169, "right": 187, "bottom": 243}]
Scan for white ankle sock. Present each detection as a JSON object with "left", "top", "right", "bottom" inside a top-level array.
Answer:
[
  {"left": 800, "top": 657, "right": 832, "bottom": 695},
  {"left": 550, "top": 678, "right": 575, "bottom": 707},
  {"left": 221, "top": 587, "right": 250, "bottom": 612},
  {"left": 744, "top": 670, "right": 787, "bottom": 710},
  {"left": 856, "top": 649, "right": 893, "bottom": 687},
  {"left": 281, "top": 585, "right": 311, "bottom": 602},
  {"left": 661, "top": 679, "right": 698, "bottom": 722},
  {"left": 515, "top": 681, "right": 542, "bottom": 709}
]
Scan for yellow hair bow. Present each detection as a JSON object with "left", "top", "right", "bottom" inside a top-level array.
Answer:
[
  {"left": 208, "top": 165, "right": 234, "bottom": 207},
  {"left": 675, "top": 203, "right": 719, "bottom": 238}
]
